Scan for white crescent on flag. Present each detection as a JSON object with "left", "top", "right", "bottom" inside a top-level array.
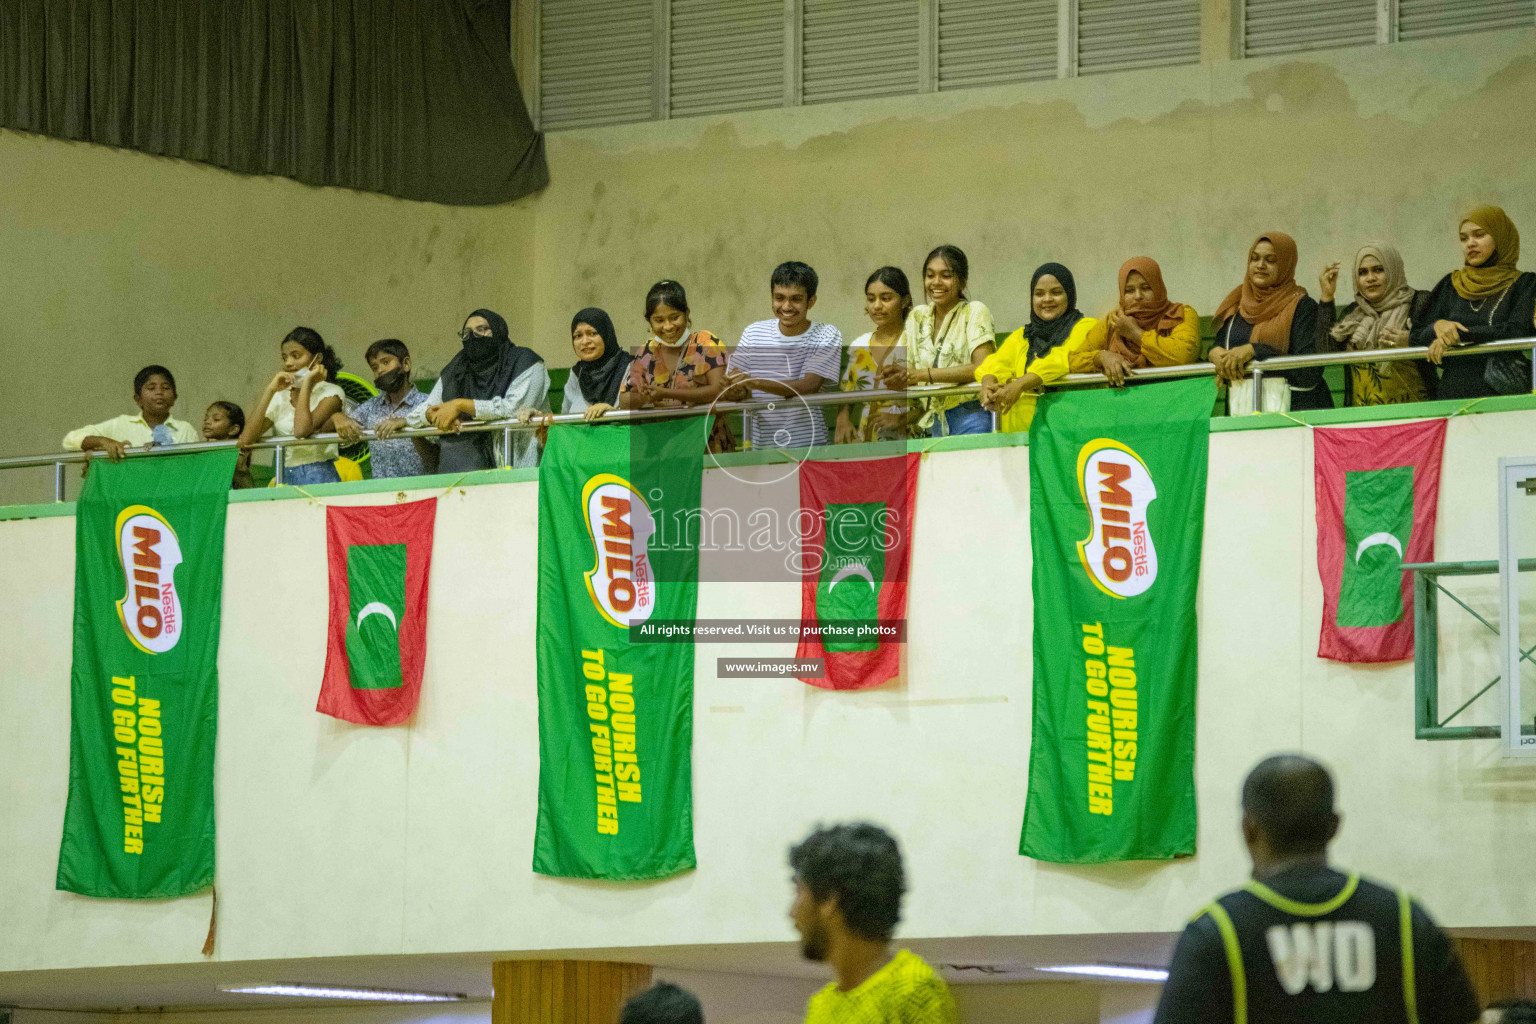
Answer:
[
  {"left": 356, "top": 601, "right": 400, "bottom": 631},
  {"left": 1354, "top": 532, "right": 1404, "bottom": 564},
  {"left": 828, "top": 563, "right": 876, "bottom": 590}
]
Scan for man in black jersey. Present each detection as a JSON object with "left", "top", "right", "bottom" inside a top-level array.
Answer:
[{"left": 1153, "top": 754, "right": 1478, "bottom": 1024}]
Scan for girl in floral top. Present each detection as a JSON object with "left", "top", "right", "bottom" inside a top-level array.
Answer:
[
  {"left": 835, "top": 266, "right": 915, "bottom": 443},
  {"left": 885, "top": 245, "right": 996, "bottom": 436},
  {"left": 618, "top": 280, "right": 737, "bottom": 452}
]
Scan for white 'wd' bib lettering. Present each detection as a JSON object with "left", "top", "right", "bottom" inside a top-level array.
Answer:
[{"left": 1265, "top": 921, "right": 1376, "bottom": 995}]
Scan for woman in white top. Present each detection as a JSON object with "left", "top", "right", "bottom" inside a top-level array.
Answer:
[
  {"left": 884, "top": 245, "right": 996, "bottom": 436},
  {"left": 239, "top": 326, "right": 347, "bottom": 485}
]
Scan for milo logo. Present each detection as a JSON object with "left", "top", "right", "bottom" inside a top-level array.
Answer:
[
  {"left": 582, "top": 474, "right": 657, "bottom": 628},
  {"left": 114, "top": 505, "right": 185, "bottom": 654},
  {"left": 1076, "top": 439, "right": 1159, "bottom": 599}
]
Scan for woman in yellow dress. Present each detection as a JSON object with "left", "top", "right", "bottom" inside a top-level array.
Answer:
[{"left": 977, "top": 262, "right": 1097, "bottom": 433}]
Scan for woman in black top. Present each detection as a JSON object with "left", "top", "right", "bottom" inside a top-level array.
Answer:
[
  {"left": 1410, "top": 205, "right": 1536, "bottom": 399},
  {"left": 1211, "top": 231, "right": 1332, "bottom": 412}
]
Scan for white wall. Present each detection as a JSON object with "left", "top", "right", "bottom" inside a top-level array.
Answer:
[{"left": 2, "top": 410, "right": 1535, "bottom": 980}]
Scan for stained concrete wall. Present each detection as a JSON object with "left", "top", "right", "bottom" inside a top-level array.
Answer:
[
  {"left": 4, "top": 28, "right": 1536, "bottom": 506},
  {"left": 525, "top": 27, "right": 1536, "bottom": 359},
  {"left": 0, "top": 128, "right": 536, "bottom": 504}
]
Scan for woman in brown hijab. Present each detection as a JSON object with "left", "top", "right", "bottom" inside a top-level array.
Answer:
[
  {"left": 1071, "top": 257, "right": 1201, "bottom": 385},
  {"left": 1210, "top": 231, "right": 1332, "bottom": 412},
  {"left": 1409, "top": 205, "right": 1536, "bottom": 399}
]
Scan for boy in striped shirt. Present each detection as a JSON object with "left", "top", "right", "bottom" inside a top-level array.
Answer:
[{"left": 724, "top": 261, "right": 842, "bottom": 451}]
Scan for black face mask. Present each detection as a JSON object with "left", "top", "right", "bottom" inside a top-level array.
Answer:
[{"left": 373, "top": 368, "right": 409, "bottom": 393}]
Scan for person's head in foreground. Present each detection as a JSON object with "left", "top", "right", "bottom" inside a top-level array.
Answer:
[
  {"left": 619, "top": 982, "right": 703, "bottom": 1024},
  {"left": 1241, "top": 752, "right": 1340, "bottom": 878},
  {"left": 790, "top": 822, "right": 904, "bottom": 962},
  {"left": 789, "top": 823, "right": 958, "bottom": 1021}
]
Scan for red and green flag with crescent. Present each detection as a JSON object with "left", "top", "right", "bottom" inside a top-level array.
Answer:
[
  {"left": 1314, "top": 419, "right": 1445, "bottom": 663},
  {"left": 317, "top": 500, "right": 436, "bottom": 725},
  {"left": 796, "top": 454, "right": 918, "bottom": 691}
]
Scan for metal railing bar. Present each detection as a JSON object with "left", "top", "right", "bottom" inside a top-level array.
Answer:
[{"left": 5, "top": 335, "right": 1534, "bottom": 473}]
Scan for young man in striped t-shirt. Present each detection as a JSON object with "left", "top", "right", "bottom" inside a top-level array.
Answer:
[{"left": 723, "top": 261, "right": 842, "bottom": 451}]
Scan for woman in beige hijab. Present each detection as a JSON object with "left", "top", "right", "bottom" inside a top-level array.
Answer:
[{"left": 1317, "top": 243, "right": 1434, "bottom": 406}]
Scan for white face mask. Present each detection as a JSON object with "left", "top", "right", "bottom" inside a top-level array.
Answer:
[{"left": 290, "top": 367, "right": 309, "bottom": 387}]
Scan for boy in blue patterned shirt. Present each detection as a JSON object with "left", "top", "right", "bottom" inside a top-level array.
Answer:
[{"left": 334, "top": 339, "right": 437, "bottom": 479}]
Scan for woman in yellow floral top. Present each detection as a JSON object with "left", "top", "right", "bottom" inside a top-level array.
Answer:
[
  {"left": 883, "top": 245, "right": 996, "bottom": 436},
  {"left": 618, "top": 279, "right": 736, "bottom": 452},
  {"left": 835, "top": 266, "right": 915, "bottom": 444}
]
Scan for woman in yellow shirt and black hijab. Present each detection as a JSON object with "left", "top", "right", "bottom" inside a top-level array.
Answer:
[{"left": 977, "top": 262, "right": 1097, "bottom": 432}]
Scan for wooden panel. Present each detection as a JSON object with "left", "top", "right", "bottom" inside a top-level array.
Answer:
[
  {"left": 492, "top": 960, "right": 653, "bottom": 1024},
  {"left": 1454, "top": 938, "right": 1536, "bottom": 1005}
]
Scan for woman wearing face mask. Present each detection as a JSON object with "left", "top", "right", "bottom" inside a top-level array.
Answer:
[
  {"left": 975, "top": 263, "right": 1097, "bottom": 433},
  {"left": 239, "top": 326, "right": 348, "bottom": 485},
  {"left": 409, "top": 308, "right": 548, "bottom": 470},
  {"left": 1210, "top": 232, "right": 1330, "bottom": 414},
  {"left": 1071, "top": 257, "right": 1201, "bottom": 386},
  {"left": 618, "top": 279, "right": 735, "bottom": 452},
  {"left": 1410, "top": 206, "right": 1536, "bottom": 399},
  {"left": 1318, "top": 244, "right": 1436, "bottom": 406},
  {"left": 835, "top": 266, "right": 915, "bottom": 444},
  {"left": 886, "top": 245, "right": 996, "bottom": 436}
]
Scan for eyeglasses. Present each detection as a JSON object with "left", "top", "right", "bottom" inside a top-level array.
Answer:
[{"left": 460, "top": 327, "right": 494, "bottom": 342}]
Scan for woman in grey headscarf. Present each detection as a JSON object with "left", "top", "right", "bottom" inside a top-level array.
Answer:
[{"left": 1317, "top": 243, "right": 1434, "bottom": 406}]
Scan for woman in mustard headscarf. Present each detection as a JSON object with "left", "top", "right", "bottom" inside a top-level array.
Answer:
[
  {"left": 1410, "top": 206, "right": 1536, "bottom": 399},
  {"left": 1210, "top": 231, "right": 1331, "bottom": 413},
  {"left": 1071, "top": 257, "right": 1201, "bottom": 385}
]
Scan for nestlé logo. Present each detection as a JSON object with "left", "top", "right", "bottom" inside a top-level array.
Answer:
[
  {"left": 1076, "top": 439, "right": 1159, "bottom": 599},
  {"left": 582, "top": 473, "right": 658, "bottom": 628},
  {"left": 114, "top": 504, "right": 185, "bottom": 654}
]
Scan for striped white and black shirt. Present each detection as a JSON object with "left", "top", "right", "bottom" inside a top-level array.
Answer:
[{"left": 729, "top": 319, "right": 842, "bottom": 450}]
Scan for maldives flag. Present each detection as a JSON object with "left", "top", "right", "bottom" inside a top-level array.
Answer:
[
  {"left": 1314, "top": 419, "right": 1445, "bottom": 663},
  {"left": 796, "top": 454, "right": 918, "bottom": 690},
  {"left": 317, "top": 500, "right": 436, "bottom": 725}
]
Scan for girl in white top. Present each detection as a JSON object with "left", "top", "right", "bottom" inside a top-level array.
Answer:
[
  {"left": 835, "top": 266, "right": 914, "bottom": 443},
  {"left": 239, "top": 326, "right": 348, "bottom": 485},
  {"left": 886, "top": 244, "right": 996, "bottom": 436}
]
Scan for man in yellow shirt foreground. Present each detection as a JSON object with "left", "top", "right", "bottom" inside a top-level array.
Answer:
[{"left": 790, "top": 823, "right": 957, "bottom": 1024}]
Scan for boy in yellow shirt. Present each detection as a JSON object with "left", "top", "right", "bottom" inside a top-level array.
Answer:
[{"left": 789, "top": 823, "right": 957, "bottom": 1024}]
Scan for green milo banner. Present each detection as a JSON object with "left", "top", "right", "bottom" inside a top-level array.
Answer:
[
  {"left": 534, "top": 417, "right": 705, "bottom": 880},
  {"left": 57, "top": 450, "right": 238, "bottom": 897},
  {"left": 1020, "top": 378, "right": 1212, "bottom": 863}
]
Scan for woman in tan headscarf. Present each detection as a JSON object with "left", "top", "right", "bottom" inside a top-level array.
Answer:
[
  {"left": 1071, "top": 257, "right": 1201, "bottom": 385},
  {"left": 1410, "top": 205, "right": 1536, "bottom": 398},
  {"left": 1210, "top": 231, "right": 1331, "bottom": 413},
  {"left": 1317, "top": 243, "right": 1435, "bottom": 406}
]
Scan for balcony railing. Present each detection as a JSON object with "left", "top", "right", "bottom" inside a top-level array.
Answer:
[{"left": 4, "top": 337, "right": 1533, "bottom": 504}]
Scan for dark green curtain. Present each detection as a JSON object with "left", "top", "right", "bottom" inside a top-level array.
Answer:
[{"left": 0, "top": 0, "right": 548, "bottom": 206}]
